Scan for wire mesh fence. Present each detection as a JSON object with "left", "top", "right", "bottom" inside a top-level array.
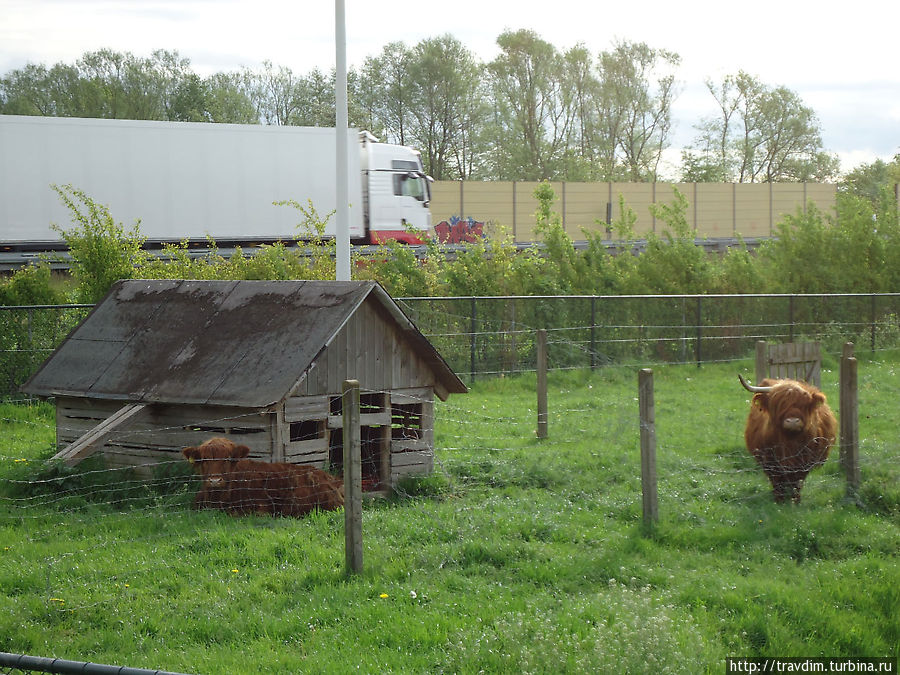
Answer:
[
  {"left": 3, "top": 294, "right": 900, "bottom": 398},
  {"left": 1, "top": 294, "right": 898, "bottom": 670},
  {"left": 2, "top": 365, "right": 898, "bottom": 669},
  {"left": 395, "top": 293, "right": 900, "bottom": 380},
  {"left": 0, "top": 304, "right": 93, "bottom": 400}
]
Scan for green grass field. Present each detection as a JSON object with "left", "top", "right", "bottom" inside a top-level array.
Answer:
[{"left": 1, "top": 355, "right": 898, "bottom": 674}]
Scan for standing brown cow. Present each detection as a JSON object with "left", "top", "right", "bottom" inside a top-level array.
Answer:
[
  {"left": 183, "top": 437, "right": 344, "bottom": 516},
  {"left": 739, "top": 375, "right": 837, "bottom": 503}
]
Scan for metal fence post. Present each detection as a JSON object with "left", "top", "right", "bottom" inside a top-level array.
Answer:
[
  {"left": 870, "top": 294, "right": 877, "bottom": 352},
  {"left": 789, "top": 295, "right": 795, "bottom": 343},
  {"left": 469, "top": 296, "right": 477, "bottom": 382}
]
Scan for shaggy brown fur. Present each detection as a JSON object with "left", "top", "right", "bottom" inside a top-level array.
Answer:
[
  {"left": 744, "top": 378, "right": 837, "bottom": 503},
  {"left": 183, "top": 437, "right": 344, "bottom": 516}
]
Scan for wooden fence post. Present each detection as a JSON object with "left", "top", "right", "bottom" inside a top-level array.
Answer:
[
  {"left": 839, "top": 345, "right": 860, "bottom": 500},
  {"left": 755, "top": 341, "right": 767, "bottom": 384},
  {"left": 536, "top": 329, "right": 548, "bottom": 439},
  {"left": 343, "top": 379, "right": 363, "bottom": 575},
  {"left": 638, "top": 369, "right": 658, "bottom": 524}
]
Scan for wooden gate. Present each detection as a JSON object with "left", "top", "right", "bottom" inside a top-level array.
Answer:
[{"left": 755, "top": 341, "right": 822, "bottom": 387}]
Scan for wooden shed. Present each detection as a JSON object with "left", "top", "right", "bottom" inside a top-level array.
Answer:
[{"left": 22, "top": 279, "right": 467, "bottom": 491}]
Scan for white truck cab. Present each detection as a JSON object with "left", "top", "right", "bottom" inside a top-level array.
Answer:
[{"left": 360, "top": 131, "right": 432, "bottom": 243}]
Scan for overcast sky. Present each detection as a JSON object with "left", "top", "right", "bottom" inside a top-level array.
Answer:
[{"left": 2, "top": 0, "right": 898, "bottom": 176}]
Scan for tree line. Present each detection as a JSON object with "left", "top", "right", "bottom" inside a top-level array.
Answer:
[{"left": 1, "top": 31, "right": 841, "bottom": 183}]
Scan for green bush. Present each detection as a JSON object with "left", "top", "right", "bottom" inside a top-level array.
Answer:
[
  {"left": 0, "top": 263, "right": 65, "bottom": 306},
  {"left": 51, "top": 184, "right": 150, "bottom": 303},
  {"left": 39, "top": 182, "right": 900, "bottom": 300}
]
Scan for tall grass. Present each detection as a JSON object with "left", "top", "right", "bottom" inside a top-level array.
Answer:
[{"left": 1, "top": 356, "right": 897, "bottom": 673}]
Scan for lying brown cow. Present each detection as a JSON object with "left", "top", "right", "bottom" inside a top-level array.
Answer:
[
  {"left": 739, "top": 374, "right": 837, "bottom": 503},
  {"left": 183, "top": 437, "right": 344, "bottom": 516}
]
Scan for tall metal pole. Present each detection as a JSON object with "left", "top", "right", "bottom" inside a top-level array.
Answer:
[{"left": 335, "top": 0, "right": 351, "bottom": 281}]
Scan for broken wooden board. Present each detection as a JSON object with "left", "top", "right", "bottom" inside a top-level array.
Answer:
[{"left": 52, "top": 402, "right": 150, "bottom": 467}]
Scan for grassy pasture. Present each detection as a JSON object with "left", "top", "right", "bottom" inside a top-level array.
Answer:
[{"left": 0, "top": 355, "right": 898, "bottom": 674}]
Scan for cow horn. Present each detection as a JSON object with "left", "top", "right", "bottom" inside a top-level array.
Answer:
[{"left": 738, "top": 374, "right": 773, "bottom": 393}]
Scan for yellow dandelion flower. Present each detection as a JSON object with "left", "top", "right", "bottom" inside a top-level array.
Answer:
[
  {"left": 231, "top": 569, "right": 239, "bottom": 574},
  {"left": 379, "top": 593, "right": 389, "bottom": 599}
]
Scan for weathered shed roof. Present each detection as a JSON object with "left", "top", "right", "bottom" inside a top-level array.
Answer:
[{"left": 22, "top": 279, "right": 466, "bottom": 407}]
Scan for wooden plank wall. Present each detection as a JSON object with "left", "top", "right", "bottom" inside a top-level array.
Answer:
[
  {"left": 282, "top": 395, "right": 329, "bottom": 465},
  {"left": 296, "top": 299, "right": 439, "bottom": 398},
  {"left": 54, "top": 387, "right": 438, "bottom": 486},
  {"left": 431, "top": 181, "right": 838, "bottom": 242},
  {"left": 282, "top": 387, "right": 436, "bottom": 486},
  {"left": 55, "top": 397, "right": 275, "bottom": 473},
  {"left": 389, "top": 388, "right": 434, "bottom": 486}
]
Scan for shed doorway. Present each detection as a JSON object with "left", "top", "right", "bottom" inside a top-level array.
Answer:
[{"left": 327, "top": 392, "right": 391, "bottom": 492}]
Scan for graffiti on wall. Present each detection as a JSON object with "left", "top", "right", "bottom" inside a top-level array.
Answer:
[{"left": 434, "top": 215, "right": 484, "bottom": 244}]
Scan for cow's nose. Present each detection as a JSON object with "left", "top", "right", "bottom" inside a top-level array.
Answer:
[
  {"left": 783, "top": 417, "right": 803, "bottom": 432},
  {"left": 208, "top": 476, "right": 224, "bottom": 487}
]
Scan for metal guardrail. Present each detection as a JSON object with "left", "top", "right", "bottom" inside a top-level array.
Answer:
[{"left": 0, "top": 237, "right": 767, "bottom": 271}]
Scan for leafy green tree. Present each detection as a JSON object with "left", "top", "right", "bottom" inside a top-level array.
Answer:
[
  {"left": 50, "top": 184, "right": 150, "bottom": 303},
  {"left": 203, "top": 72, "right": 259, "bottom": 123},
  {"left": 683, "top": 71, "right": 839, "bottom": 182},
  {"left": 595, "top": 41, "right": 680, "bottom": 181},
  {"left": 0, "top": 62, "right": 86, "bottom": 116},
  {"left": 75, "top": 49, "right": 160, "bottom": 119},
  {"left": 347, "top": 66, "right": 384, "bottom": 138},
  {"left": 251, "top": 60, "right": 303, "bottom": 125},
  {"left": 532, "top": 181, "right": 581, "bottom": 293},
  {"left": 757, "top": 204, "right": 840, "bottom": 293},
  {"left": 840, "top": 154, "right": 900, "bottom": 207},
  {"left": 148, "top": 49, "right": 209, "bottom": 121},
  {"left": 407, "top": 35, "right": 482, "bottom": 179},
  {"left": 487, "top": 29, "right": 571, "bottom": 180},
  {"left": 560, "top": 45, "right": 601, "bottom": 180},
  {"left": 359, "top": 42, "right": 415, "bottom": 145},
  {"left": 0, "top": 264, "right": 65, "bottom": 305},
  {"left": 710, "top": 239, "right": 768, "bottom": 294},
  {"left": 292, "top": 68, "right": 335, "bottom": 127},
  {"left": 1, "top": 48, "right": 231, "bottom": 122},
  {"left": 631, "top": 188, "right": 713, "bottom": 293}
]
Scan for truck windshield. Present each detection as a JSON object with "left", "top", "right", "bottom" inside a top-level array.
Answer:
[{"left": 393, "top": 173, "right": 426, "bottom": 201}]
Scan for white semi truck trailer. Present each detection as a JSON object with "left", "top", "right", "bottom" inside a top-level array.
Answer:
[{"left": 0, "top": 114, "right": 433, "bottom": 251}]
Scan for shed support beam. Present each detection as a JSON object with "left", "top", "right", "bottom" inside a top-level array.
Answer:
[{"left": 52, "top": 402, "right": 150, "bottom": 466}]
